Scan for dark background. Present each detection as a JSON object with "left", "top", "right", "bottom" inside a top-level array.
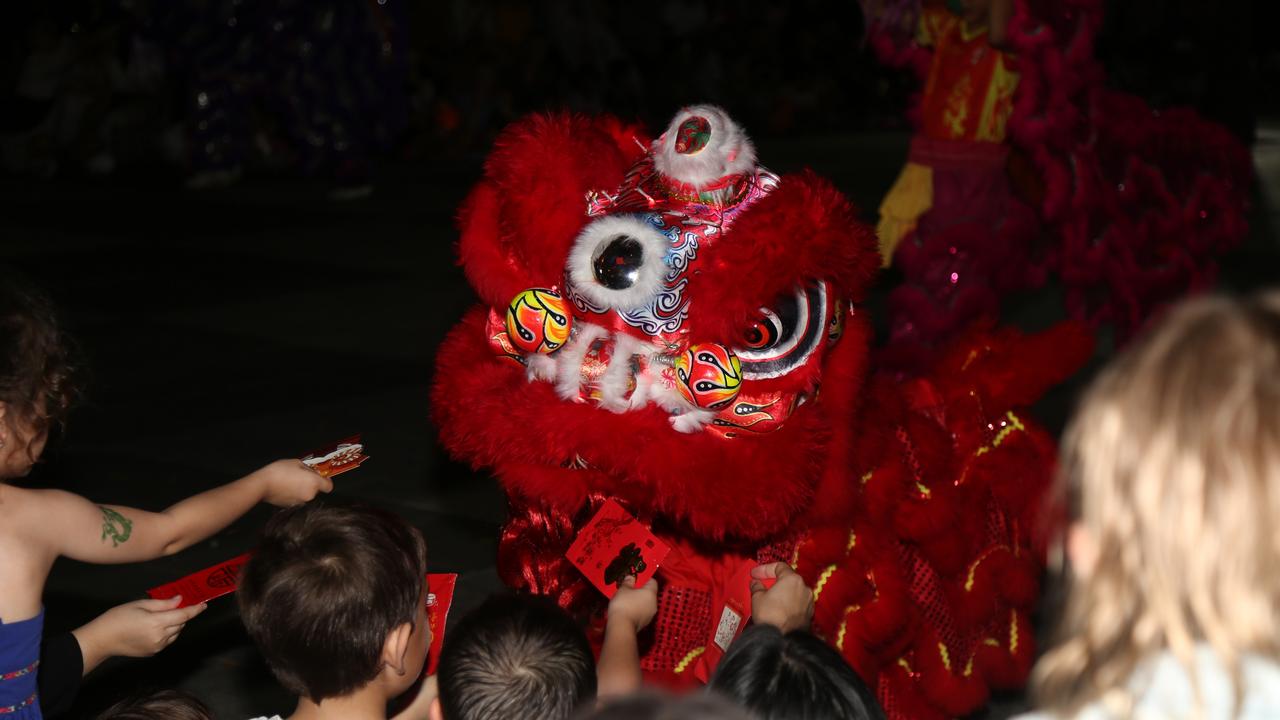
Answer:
[{"left": 3, "top": 1, "right": 1279, "bottom": 717}]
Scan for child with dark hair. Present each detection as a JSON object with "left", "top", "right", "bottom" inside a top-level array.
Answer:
[
  {"left": 703, "top": 561, "right": 883, "bottom": 720},
  {"left": 577, "top": 691, "right": 753, "bottom": 720},
  {"left": 95, "top": 689, "right": 213, "bottom": 720},
  {"left": 237, "top": 502, "right": 432, "bottom": 720},
  {"left": 0, "top": 268, "right": 332, "bottom": 719},
  {"left": 432, "top": 593, "right": 596, "bottom": 720},
  {"left": 709, "top": 626, "right": 885, "bottom": 720}
]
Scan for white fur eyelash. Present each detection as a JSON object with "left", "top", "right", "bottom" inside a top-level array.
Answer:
[{"left": 566, "top": 215, "right": 671, "bottom": 311}]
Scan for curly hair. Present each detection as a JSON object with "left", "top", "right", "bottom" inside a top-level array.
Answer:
[
  {"left": 1033, "top": 291, "right": 1280, "bottom": 716},
  {"left": 0, "top": 267, "right": 80, "bottom": 442}
]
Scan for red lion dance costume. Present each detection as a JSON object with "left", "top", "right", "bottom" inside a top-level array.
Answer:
[
  {"left": 869, "top": 0, "right": 1252, "bottom": 368},
  {"left": 432, "top": 105, "right": 1089, "bottom": 718}
]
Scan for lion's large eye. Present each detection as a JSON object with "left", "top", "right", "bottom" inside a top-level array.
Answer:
[
  {"left": 565, "top": 214, "right": 671, "bottom": 311},
  {"left": 735, "top": 282, "right": 828, "bottom": 380},
  {"left": 742, "top": 310, "right": 782, "bottom": 350}
]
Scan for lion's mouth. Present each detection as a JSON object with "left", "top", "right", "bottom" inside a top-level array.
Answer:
[{"left": 527, "top": 321, "right": 809, "bottom": 437}]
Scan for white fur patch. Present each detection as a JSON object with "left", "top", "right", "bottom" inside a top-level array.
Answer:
[
  {"left": 595, "top": 333, "right": 653, "bottom": 412},
  {"left": 553, "top": 323, "right": 609, "bottom": 401},
  {"left": 670, "top": 408, "right": 715, "bottom": 434},
  {"left": 566, "top": 215, "right": 671, "bottom": 311},
  {"left": 525, "top": 353, "right": 557, "bottom": 383},
  {"left": 652, "top": 104, "right": 757, "bottom": 188}
]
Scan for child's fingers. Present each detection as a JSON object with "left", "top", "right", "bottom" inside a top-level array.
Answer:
[
  {"left": 162, "top": 627, "right": 182, "bottom": 647},
  {"left": 423, "top": 675, "right": 439, "bottom": 701},
  {"left": 133, "top": 596, "right": 184, "bottom": 612},
  {"left": 751, "top": 562, "right": 790, "bottom": 580},
  {"left": 775, "top": 564, "right": 800, "bottom": 579},
  {"left": 619, "top": 575, "right": 637, "bottom": 589},
  {"left": 319, "top": 475, "right": 335, "bottom": 493},
  {"left": 155, "top": 602, "right": 207, "bottom": 628}
]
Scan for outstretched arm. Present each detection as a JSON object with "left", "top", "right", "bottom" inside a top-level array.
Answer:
[
  {"left": 72, "top": 596, "right": 209, "bottom": 673},
  {"left": 597, "top": 575, "right": 659, "bottom": 698},
  {"left": 39, "top": 597, "right": 208, "bottom": 713},
  {"left": 25, "top": 459, "right": 331, "bottom": 565}
]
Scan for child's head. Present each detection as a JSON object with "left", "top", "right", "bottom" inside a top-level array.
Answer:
[
  {"left": 238, "top": 502, "right": 429, "bottom": 704},
  {"left": 577, "top": 691, "right": 753, "bottom": 720},
  {"left": 95, "top": 689, "right": 213, "bottom": 720},
  {"left": 435, "top": 593, "right": 596, "bottom": 720},
  {"left": 1034, "top": 292, "right": 1280, "bottom": 710},
  {"left": 709, "top": 625, "right": 885, "bottom": 720},
  {"left": 0, "top": 268, "right": 79, "bottom": 479}
]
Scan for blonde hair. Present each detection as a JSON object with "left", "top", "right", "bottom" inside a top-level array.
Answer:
[{"left": 1033, "top": 292, "right": 1280, "bottom": 716}]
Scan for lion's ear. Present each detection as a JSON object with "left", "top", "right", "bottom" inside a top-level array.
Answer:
[{"left": 456, "top": 112, "right": 650, "bottom": 309}]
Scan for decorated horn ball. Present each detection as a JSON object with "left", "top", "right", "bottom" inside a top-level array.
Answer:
[
  {"left": 674, "top": 343, "right": 742, "bottom": 409},
  {"left": 506, "top": 289, "right": 573, "bottom": 354}
]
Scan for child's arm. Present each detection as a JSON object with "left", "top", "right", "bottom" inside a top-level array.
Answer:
[
  {"left": 24, "top": 459, "right": 331, "bottom": 564},
  {"left": 596, "top": 575, "right": 659, "bottom": 699},
  {"left": 38, "top": 597, "right": 207, "bottom": 714},
  {"left": 72, "top": 596, "right": 208, "bottom": 673}
]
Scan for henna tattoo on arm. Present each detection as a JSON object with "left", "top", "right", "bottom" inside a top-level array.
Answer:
[{"left": 98, "top": 506, "right": 133, "bottom": 547}]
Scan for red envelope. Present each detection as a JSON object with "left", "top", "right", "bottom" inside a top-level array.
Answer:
[
  {"left": 425, "top": 573, "right": 457, "bottom": 675},
  {"left": 566, "top": 499, "right": 670, "bottom": 599},
  {"left": 301, "top": 434, "right": 367, "bottom": 478},
  {"left": 147, "top": 552, "right": 252, "bottom": 608}
]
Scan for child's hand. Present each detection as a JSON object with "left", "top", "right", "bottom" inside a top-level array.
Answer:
[
  {"left": 750, "top": 562, "right": 814, "bottom": 633},
  {"left": 255, "top": 459, "right": 333, "bottom": 507},
  {"left": 390, "top": 674, "right": 438, "bottom": 720},
  {"left": 598, "top": 576, "right": 658, "bottom": 698},
  {"left": 73, "top": 596, "right": 208, "bottom": 672},
  {"left": 607, "top": 575, "right": 659, "bottom": 634}
]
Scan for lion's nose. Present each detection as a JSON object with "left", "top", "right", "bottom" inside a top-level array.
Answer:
[{"left": 592, "top": 235, "right": 646, "bottom": 290}]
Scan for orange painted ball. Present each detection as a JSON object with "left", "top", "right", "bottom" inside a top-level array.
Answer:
[{"left": 505, "top": 289, "right": 573, "bottom": 354}]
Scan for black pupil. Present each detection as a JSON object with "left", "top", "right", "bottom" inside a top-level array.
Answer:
[
  {"left": 593, "top": 235, "right": 645, "bottom": 290},
  {"left": 746, "top": 326, "right": 764, "bottom": 345}
]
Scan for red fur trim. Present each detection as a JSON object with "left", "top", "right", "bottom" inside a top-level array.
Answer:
[
  {"left": 681, "top": 171, "right": 880, "bottom": 348},
  {"left": 801, "top": 312, "right": 875, "bottom": 528},
  {"left": 434, "top": 309, "right": 830, "bottom": 543},
  {"left": 456, "top": 112, "right": 644, "bottom": 308},
  {"left": 914, "top": 628, "right": 991, "bottom": 716},
  {"left": 882, "top": 666, "right": 951, "bottom": 720}
]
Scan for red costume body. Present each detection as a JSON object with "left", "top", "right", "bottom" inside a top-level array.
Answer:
[{"left": 432, "top": 106, "right": 1089, "bottom": 718}]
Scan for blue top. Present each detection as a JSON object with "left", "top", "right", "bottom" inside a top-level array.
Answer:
[{"left": 0, "top": 609, "right": 42, "bottom": 719}]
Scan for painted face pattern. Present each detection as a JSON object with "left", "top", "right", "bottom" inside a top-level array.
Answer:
[
  {"left": 490, "top": 110, "right": 852, "bottom": 436},
  {"left": 708, "top": 391, "right": 805, "bottom": 438},
  {"left": 572, "top": 155, "right": 780, "bottom": 343},
  {"left": 506, "top": 288, "right": 572, "bottom": 354}
]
